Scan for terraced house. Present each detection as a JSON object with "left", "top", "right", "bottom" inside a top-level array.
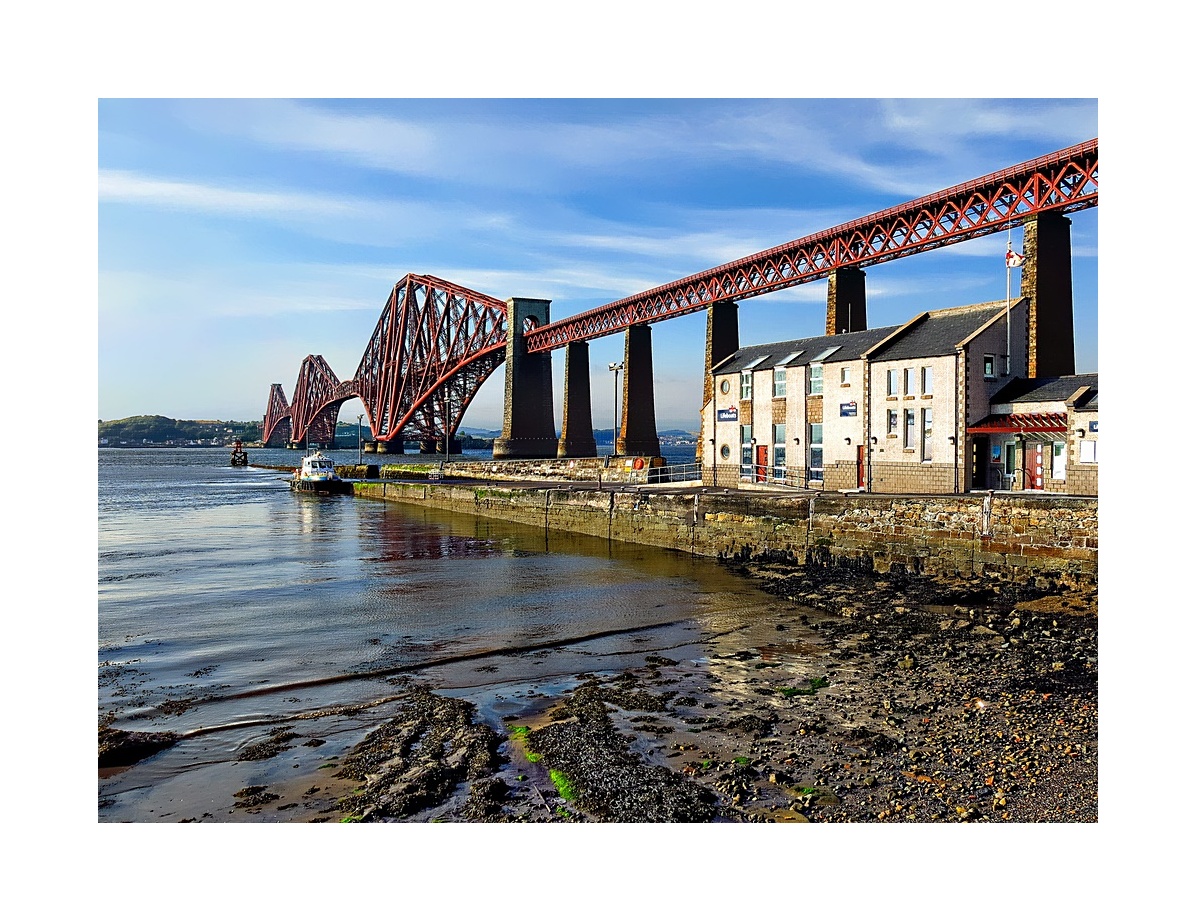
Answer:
[{"left": 701, "top": 296, "right": 1101, "bottom": 495}]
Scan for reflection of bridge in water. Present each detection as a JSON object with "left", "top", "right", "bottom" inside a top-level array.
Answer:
[{"left": 263, "top": 139, "right": 1097, "bottom": 460}]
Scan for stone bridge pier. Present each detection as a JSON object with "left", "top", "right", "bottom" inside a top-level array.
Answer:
[
  {"left": 557, "top": 341, "right": 597, "bottom": 458},
  {"left": 1022, "top": 212, "right": 1075, "bottom": 378},
  {"left": 616, "top": 324, "right": 660, "bottom": 457},
  {"left": 493, "top": 297, "right": 558, "bottom": 459},
  {"left": 826, "top": 267, "right": 867, "bottom": 334}
]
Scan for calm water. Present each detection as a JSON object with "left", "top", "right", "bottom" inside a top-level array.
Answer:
[{"left": 97, "top": 446, "right": 766, "bottom": 822}]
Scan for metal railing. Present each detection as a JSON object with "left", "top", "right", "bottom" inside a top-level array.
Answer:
[{"left": 646, "top": 461, "right": 704, "bottom": 484}]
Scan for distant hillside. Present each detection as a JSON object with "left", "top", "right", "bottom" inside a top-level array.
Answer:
[{"left": 99, "top": 415, "right": 261, "bottom": 445}]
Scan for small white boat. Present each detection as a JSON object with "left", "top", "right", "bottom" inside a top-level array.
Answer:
[{"left": 290, "top": 450, "right": 352, "bottom": 494}]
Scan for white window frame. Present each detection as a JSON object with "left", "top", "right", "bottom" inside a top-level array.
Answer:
[
  {"left": 921, "top": 408, "right": 932, "bottom": 462},
  {"left": 984, "top": 355, "right": 997, "bottom": 379},
  {"left": 772, "top": 423, "right": 786, "bottom": 479},
  {"left": 887, "top": 369, "right": 898, "bottom": 396},
  {"left": 921, "top": 366, "right": 933, "bottom": 395},
  {"left": 740, "top": 372, "right": 753, "bottom": 400},
  {"left": 904, "top": 409, "right": 916, "bottom": 449},
  {"left": 810, "top": 364, "right": 823, "bottom": 395},
  {"left": 773, "top": 367, "right": 786, "bottom": 398},
  {"left": 808, "top": 423, "right": 823, "bottom": 481},
  {"left": 740, "top": 424, "right": 753, "bottom": 475},
  {"left": 1051, "top": 441, "right": 1066, "bottom": 479}
]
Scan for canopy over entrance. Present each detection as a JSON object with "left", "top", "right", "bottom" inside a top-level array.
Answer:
[{"left": 967, "top": 412, "right": 1068, "bottom": 435}]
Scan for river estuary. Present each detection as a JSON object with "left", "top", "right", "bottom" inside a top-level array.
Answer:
[{"left": 98, "top": 446, "right": 782, "bottom": 822}]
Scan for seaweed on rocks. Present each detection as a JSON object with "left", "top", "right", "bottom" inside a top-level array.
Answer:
[{"left": 527, "top": 679, "right": 718, "bottom": 822}]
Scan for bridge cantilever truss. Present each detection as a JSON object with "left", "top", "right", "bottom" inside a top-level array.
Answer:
[
  {"left": 263, "top": 139, "right": 1097, "bottom": 449},
  {"left": 262, "top": 274, "right": 508, "bottom": 447}
]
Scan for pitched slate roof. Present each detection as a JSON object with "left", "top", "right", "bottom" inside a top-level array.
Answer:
[
  {"left": 989, "top": 373, "right": 1098, "bottom": 407},
  {"left": 715, "top": 325, "right": 901, "bottom": 375},
  {"left": 866, "top": 301, "right": 1011, "bottom": 362}
]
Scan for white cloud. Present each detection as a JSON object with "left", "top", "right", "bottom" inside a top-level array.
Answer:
[{"left": 99, "top": 169, "right": 358, "bottom": 217}]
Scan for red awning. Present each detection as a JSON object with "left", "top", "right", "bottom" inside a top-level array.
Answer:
[{"left": 967, "top": 412, "right": 1068, "bottom": 434}]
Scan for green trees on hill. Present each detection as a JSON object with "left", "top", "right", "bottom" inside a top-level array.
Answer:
[{"left": 98, "top": 415, "right": 262, "bottom": 444}]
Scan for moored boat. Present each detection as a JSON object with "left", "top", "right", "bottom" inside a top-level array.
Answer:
[{"left": 290, "top": 450, "right": 353, "bottom": 494}]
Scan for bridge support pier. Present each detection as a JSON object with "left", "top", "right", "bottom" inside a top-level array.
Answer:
[
  {"left": 421, "top": 438, "right": 461, "bottom": 454},
  {"left": 700, "top": 300, "right": 739, "bottom": 474},
  {"left": 1022, "top": 212, "right": 1075, "bottom": 377},
  {"left": 617, "top": 324, "right": 660, "bottom": 458},
  {"left": 827, "top": 267, "right": 867, "bottom": 334},
  {"left": 558, "top": 341, "right": 597, "bottom": 458},
  {"left": 374, "top": 440, "right": 403, "bottom": 454},
  {"left": 493, "top": 297, "right": 558, "bottom": 459}
]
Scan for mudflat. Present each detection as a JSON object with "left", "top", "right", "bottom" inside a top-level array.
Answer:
[{"left": 100, "top": 557, "right": 1096, "bottom": 823}]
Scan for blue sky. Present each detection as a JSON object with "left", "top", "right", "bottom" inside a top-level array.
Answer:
[{"left": 99, "top": 98, "right": 1098, "bottom": 432}]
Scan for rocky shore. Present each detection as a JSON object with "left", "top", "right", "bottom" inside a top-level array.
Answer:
[{"left": 287, "top": 555, "right": 1097, "bottom": 824}]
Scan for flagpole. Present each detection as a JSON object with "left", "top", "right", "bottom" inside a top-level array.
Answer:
[
  {"left": 1006, "top": 258, "right": 1011, "bottom": 376},
  {"left": 1006, "top": 226, "right": 1013, "bottom": 376}
]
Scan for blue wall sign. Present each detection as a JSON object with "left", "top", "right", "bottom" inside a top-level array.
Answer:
[
  {"left": 840, "top": 402, "right": 858, "bottom": 417},
  {"left": 1089, "top": 421, "right": 1098, "bottom": 433},
  {"left": 717, "top": 407, "right": 739, "bottom": 422}
]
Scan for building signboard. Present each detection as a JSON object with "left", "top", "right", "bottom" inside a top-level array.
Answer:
[
  {"left": 840, "top": 401, "right": 858, "bottom": 417},
  {"left": 717, "top": 407, "right": 738, "bottom": 422}
]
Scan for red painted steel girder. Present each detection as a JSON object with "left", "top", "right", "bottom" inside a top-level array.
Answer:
[
  {"left": 262, "top": 382, "right": 292, "bottom": 447},
  {"left": 288, "top": 355, "right": 342, "bottom": 445},
  {"left": 352, "top": 274, "right": 509, "bottom": 443},
  {"left": 523, "top": 139, "right": 1098, "bottom": 352},
  {"left": 266, "top": 275, "right": 509, "bottom": 448}
]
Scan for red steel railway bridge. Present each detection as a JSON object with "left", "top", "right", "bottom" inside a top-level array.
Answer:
[{"left": 262, "top": 138, "right": 1097, "bottom": 459}]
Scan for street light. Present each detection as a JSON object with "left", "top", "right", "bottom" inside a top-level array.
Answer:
[
  {"left": 608, "top": 362, "right": 623, "bottom": 457},
  {"left": 357, "top": 413, "right": 364, "bottom": 465}
]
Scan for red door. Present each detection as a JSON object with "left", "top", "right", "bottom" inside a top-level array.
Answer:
[
  {"left": 755, "top": 444, "right": 768, "bottom": 482},
  {"left": 857, "top": 445, "right": 866, "bottom": 488},
  {"left": 1023, "top": 442, "right": 1044, "bottom": 490}
]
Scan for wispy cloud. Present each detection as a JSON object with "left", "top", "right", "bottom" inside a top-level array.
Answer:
[
  {"left": 98, "top": 168, "right": 517, "bottom": 249},
  {"left": 172, "top": 99, "right": 1097, "bottom": 206},
  {"left": 99, "top": 169, "right": 359, "bottom": 217}
]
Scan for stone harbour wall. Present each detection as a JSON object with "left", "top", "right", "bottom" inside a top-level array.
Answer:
[
  {"left": 335, "top": 455, "right": 684, "bottom": 485},
  {"left": 353, "top": 482, "right": 1097, "bottom": 587}
]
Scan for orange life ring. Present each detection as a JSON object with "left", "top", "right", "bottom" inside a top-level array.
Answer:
[{"left": 633, "top": 457, "right": 645, "bottom": 470}]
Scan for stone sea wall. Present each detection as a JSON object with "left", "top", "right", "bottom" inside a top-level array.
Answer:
[{"left": 352, "top": 481, "right": 1097, "bottom": 587}]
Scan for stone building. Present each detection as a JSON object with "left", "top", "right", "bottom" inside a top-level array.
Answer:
[
  {"left": 967, "top": 373, "right": 1098, "bottom": 496},
  {"left": 702, "top": 298, "right": 1042, "bottom": 494}
]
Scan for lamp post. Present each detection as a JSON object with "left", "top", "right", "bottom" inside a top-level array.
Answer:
[
  {"left": 608, "top": 361, "right": 623, "bottom": 457},
  {"left": 357, "top": 414, "right": 364, "bottom": 465}
]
